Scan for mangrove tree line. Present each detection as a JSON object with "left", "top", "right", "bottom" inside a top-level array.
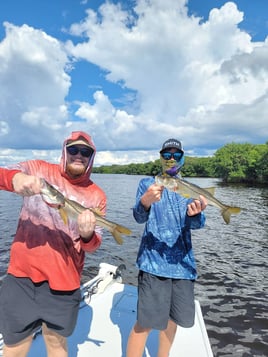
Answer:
[{"left": 92, "top": 142, "right": 268, "bottom": 184}]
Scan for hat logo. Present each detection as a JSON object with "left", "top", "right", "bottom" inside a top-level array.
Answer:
[{"left": 165, "top": 140, "right": 178, "bottom": 147}]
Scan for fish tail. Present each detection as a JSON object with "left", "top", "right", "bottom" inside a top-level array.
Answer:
[
  {"left": 115, "top": 224, "right": 132, "bottom": 236},
  {"left": 221, "top": 206, "right": 241, "bottom": 224},
  {"left": 111, "top": 224, "right": 132, "bottom": 245},
  {"left": 111, "top": 230, "right": 124, "bottom": 245}
]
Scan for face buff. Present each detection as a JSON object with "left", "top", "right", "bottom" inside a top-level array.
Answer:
[{"left": 160, "top": 155, "right": 185, "bottom": 177}]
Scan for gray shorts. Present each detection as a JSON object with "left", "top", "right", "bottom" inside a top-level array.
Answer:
[
  {"left": 137, "top": 271, "right": 195, "bottom": 330},
  {"left": 0, "top": 274, "right": 81, "bottom": 345}
]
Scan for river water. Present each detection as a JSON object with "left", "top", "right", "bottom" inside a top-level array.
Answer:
[{"left": 0, "top": 174, "right": 267, "bottom": 356}]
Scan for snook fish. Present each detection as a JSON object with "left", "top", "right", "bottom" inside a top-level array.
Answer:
[
  {"left": 40, "top": 179, "right": 132, "bottom": 245},
  {"left": 155, "top": 175, "right": 241, "bottom": 224}
]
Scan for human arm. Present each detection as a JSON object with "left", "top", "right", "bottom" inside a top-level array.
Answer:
[
  {"left": 77, "top": 209, "right": 97, "bottom": 242},
  {"left": 0, "top": 168, "right": 41, "bottom": 195},
  {"left": 133, "top": 178, "right": 163, "bottom": 223},
  {"left": 186, "top": 195, "right": 207, "bottom": 228},
  {"left": 12, "top": 172, "right": 42, "bottom": 195},
  {"left": 0, "top": 168, "right": 21, "bottom": 191},
  {"left": 78, "top": 189, "right": 106, "bottom": 251},
  {"left": 78, "top": 209, "right": 102, "bottom": 252},
  {"left": 140, "top": 183, "right": 164, "bottom": 211},
  {"left": 187, "top": 195, "right": 207, "bottom": 216}
]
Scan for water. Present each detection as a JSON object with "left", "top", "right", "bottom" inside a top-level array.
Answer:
[{"left": 0, "top": 174, "right": 267, "bottom": 356}]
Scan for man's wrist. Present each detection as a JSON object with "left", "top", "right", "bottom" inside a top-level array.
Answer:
[
  {"left": 140, "top": 196, "right": 151, "bottom": 211},
  {"left": 80, "top": 233, "right": 94, "bottom": 243}
]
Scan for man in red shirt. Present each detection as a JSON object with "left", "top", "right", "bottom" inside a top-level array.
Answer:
[{"left": 0, "top": 131, "right": 106, "bottom": 357}]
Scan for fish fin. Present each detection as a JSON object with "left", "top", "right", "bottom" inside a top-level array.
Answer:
[
  {"left": 59, "top": 208, "right": 69, "bottom": 225},
  {"left": 178, "top": 187, "right": 215, "bottom": 198},
  {"left": 203, "top": 187, "right": 216, "bottom": 195},
  {"left": 180, "top": 193, "right": 191, "bottom": 198},
  {"left": 222, "top": 206, "right": 241, "bottom": 224},
  {"left": 111, "top": 225, "right": 132, "bottom": 245}
]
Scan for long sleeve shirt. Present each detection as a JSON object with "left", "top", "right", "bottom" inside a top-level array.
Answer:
[
  {"left": 0, "top": 160, "right": 106, "bottom": 291},
  {"left": 133, "top": 177, "right": 206, "bottom": 280}
]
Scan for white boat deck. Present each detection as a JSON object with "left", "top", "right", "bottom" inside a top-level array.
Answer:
[
  {"left": 1, "top": 263, "right": 213, "bottom": 356},
  {"left": 30, "top": 265, "right": 213, "bottom": 356}
]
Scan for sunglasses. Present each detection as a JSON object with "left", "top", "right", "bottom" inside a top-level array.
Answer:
[
  {"left": 66, "top": 146, "right": 93, "bottom": 158},
  {"left": 161, "top": 151, "right": 183, "bottom": 161}
]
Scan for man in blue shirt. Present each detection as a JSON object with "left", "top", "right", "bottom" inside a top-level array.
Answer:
[{"left": 127, "top": 139, "right": 207, "bottom": 357}]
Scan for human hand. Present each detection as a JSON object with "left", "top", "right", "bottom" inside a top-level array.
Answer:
[
  {"left": 12, "top": 173, "right": 42, "bottom": 196},
  {"left": 141, "top": 183, "right": 164, "bottom": 210},
  {"left": 187, "top": 195, "right": 207, "bottom": 216},
  {"left": 77, "top": 209, "right": 96, "bottom": 241}
]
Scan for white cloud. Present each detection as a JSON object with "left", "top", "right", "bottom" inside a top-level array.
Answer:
[
  {"left": 0, "top": 22, "right": 72, "bottom": 148},
  {"left": 0, "top": 149, "right": 61, "bottom": 167},
  {"left": 65, "top": 0, "right": 268, "bottom": 153},
  {"left": 74, "top": 91, "right": 137, "bottom": 150},
  {"left": 0, "top": 0, "right": 267, "bottom": 165},
  {"left": 95, "top": 149, "right": 159, "bottom": 166}
]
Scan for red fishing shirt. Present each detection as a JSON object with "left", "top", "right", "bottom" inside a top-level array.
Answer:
[{"left": 0, "top": 131, "right": 106, "bottom": 291}]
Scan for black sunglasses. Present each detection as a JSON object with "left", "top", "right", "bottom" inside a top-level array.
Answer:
[
  {"left": 66, "top": 146, "right": 93, "bottom": 158},
  {"left": 161, "top": 151, "right": 183, "bottom": 161}
]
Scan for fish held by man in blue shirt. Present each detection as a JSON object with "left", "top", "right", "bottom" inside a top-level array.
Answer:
[{"left": 155, "top": 175, "right": 241, "bottom": 224}]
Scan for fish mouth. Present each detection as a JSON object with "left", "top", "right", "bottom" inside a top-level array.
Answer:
[
  {"left": 40, "top": 179, "right": 65, "bottom": 207},
  {"left": 43, "top": 201, "right": 64, "bottom": 209},
  {"left": 41, "top": 192, "right": 64, "bottom": 209}
]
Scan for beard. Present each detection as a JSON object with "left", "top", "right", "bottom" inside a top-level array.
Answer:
[{"left": 66, "top": 163, "right": 87, "bottom": 178}]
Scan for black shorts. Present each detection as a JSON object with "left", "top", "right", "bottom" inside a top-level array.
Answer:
[
  {"left": 137, "top": 271, "right": 195, "bottom": 330},
  {"left": 0, "top": 274, "right": 81, "bottom": 345}
]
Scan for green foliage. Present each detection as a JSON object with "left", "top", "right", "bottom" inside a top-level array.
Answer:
[
  {"left": 92, "top": 142, "right": 268, "bottom": 185},
  {"left": 213, "top": 142, "right": 267, "bottom": 183},
  {"left": 255, "top": 142, "right": 268, "bottom": 182},
  {"left": 182, "top": 156, "right": 215, "bottom": 177}
]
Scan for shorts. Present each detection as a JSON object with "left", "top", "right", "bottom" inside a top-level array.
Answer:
[
  {"left": 137, "top": 271, "right": 195, "bottom": 330},
  {"left": 0, "top": 274, "right": 81, "bottom": 345}
]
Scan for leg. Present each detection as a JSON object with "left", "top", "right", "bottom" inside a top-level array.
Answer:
[
  {"left": 42, "top": 323, "right": 68, "bottom": 357},
  {"left": 3, "top": 335, "right": 33, "bottom": 357},
  {"left": 158, "top": 319, "right": 177, "bottom": 357},
  {"left": 0, "top": 276, "right": 37, "bottom": 357},
  {"left": 126, "top": 321, "right": 151, "bottom": 357}
]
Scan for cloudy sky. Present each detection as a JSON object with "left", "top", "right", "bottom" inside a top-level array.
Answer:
[{"left": 0, "top": 0, "right": 267, "bottom": 166}]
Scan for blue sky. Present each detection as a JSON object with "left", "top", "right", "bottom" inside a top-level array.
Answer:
[{"left": 0, "top": 0, "right": 267, "bottom": 166}]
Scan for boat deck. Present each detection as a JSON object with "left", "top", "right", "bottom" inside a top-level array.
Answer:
[{"left": 28, "top": 281, "right": 213, "bottom": 356}]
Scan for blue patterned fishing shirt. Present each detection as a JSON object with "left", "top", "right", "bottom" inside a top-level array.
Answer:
[{"left": 134, "top": 177, "right": 206, "bottom": 280}]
